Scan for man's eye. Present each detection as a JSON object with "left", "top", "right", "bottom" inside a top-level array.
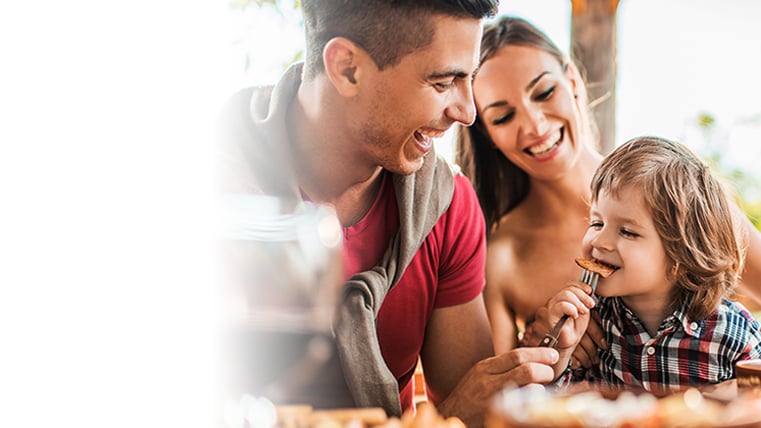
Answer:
[
  {"left": 435, "top": 81, "right": 454, "bottom": 90},
  {"left": 535, "top": 86, "right": 555, "bottom": 101},
  {"left": 492, "top": 111, "right": 515, "bottom": 125}
]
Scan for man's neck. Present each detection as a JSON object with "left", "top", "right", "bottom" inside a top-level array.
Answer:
[{"left": 289, "top": 76, "right": 386, "bottom": 226}]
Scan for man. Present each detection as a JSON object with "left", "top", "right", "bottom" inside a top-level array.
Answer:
[{"left": 218, "top": 1, "right": 560, "bottom": 426}]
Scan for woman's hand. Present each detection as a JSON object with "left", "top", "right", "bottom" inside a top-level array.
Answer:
[{"left": 571, "top": 317, "right": 606, "bottom": 369}]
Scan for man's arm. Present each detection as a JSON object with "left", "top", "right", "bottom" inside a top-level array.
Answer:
[
  {"left": 420, "top": 295, "right": 559, "bottom": 428},
  {"left": 420, "top": 295, "right": 494, "bottom": 404}
]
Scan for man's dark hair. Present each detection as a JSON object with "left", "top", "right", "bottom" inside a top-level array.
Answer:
[{"left": 301, "top": 0, "right": 499, "bottom": 79}]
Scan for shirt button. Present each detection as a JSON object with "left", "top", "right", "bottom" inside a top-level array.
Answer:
[
  {"left": 646, "top": 347, "right": 655, "bottom": 356},
  {"left": 690, "top": 322, "right": 699, "bottom": 331}
]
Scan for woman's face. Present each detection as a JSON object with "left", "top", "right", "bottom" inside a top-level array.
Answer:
[{"left": 473, "top": 45, "right": 584, "bottom": 181}]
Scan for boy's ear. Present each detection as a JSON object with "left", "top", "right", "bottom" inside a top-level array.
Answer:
[{"left": 323, "top": 37, "right": 367, "bottom": 97}]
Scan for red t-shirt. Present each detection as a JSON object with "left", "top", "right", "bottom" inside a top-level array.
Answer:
[{"left": 342, "top": 170, "right": 487, "bottom": 410}]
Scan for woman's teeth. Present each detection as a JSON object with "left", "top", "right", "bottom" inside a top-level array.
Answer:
[{"left": 526, "top": 129, "right": 563, "bottom": 156}]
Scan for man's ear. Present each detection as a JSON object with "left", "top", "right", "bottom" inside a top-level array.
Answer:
[{"left": 323, "top": 37, "right": 366, "bottom": 97}]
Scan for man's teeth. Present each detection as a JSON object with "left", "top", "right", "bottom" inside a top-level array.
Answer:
[
  {"left": 527, "top": 129, "right": 562, "bottom": 156},
  {"left": 416, "top": 130, "right": 444, "bottom": 140}
]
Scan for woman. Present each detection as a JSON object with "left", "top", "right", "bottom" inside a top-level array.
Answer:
[{"left": 455, "top": 16, "right": 761, "bottom": 365}]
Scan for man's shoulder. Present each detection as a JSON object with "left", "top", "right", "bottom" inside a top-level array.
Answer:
[{"left": 221, "top": 85, "right": 273, "bottom": 121}]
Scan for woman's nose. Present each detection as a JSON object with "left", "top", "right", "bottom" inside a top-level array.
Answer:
[{"left": 521, "top": 105, "right": 548, "bottom": 136}]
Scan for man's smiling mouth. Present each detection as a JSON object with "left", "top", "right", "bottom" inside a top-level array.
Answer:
[{"left": 413, "top": 129, "right": 446, "bottom": 151}]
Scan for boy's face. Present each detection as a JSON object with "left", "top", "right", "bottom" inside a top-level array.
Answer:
[
  {"left": 350, "top": 15, "right": 482, "bottom": 175},
  {"left": 581, "top": 186, "right": 674, "bottom": 302}
]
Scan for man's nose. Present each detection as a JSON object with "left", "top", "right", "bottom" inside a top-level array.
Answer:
[{"left": 446, "top": 81, "right": 477, "bottom": 126}]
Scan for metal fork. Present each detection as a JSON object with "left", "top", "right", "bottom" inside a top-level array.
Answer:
[{"left": 538, "top": 269, "right": 599, "bottom": 348}]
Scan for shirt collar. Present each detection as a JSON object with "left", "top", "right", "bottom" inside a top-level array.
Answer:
[
  {"left": 606, "top": 296, "right": 703, "bottom": 338},
  {"left": 670, "top": 300, "right": 703, "bottom": 338}
]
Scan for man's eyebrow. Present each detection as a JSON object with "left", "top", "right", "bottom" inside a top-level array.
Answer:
[{"left": 427, "top": 69, "right": 469, "bottom": 80}]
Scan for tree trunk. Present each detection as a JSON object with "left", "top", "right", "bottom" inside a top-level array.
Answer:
[{"left": 571, "top": 0, "right": 620, "bottom": 154}]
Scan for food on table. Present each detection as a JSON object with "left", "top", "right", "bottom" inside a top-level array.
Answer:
[
  {"left": 486, "top": 384, "right": 761, "bottom": 428},
  {"left": 271, "top": 402, "right": 463, "bottom": 428},
  {"left": 736, "top": 359, "right": 761, "bottom": 390}
]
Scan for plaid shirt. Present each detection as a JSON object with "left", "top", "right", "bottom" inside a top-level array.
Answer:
[{"left": 565, "top": 297, "right": 761, "bottom": 392}]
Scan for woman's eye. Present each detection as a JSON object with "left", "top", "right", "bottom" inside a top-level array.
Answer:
[
  {"left": 620, "top": 228, "right": 639, "bottom": 238},
  {"left": 589, "top": 221, "right": 603, "bottom": 229},
  {"left": 492, "top": 111, "right": 515, "bottom": 125},
  {"left": 535, "top": 86, "right": 555, "bottom": 101}
]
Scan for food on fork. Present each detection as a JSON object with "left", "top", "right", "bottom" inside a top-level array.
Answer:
[{"left": 575, "top": 257, "right": 617, "bottom": 279}]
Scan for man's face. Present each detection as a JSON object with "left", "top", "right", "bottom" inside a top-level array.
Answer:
[{"left": 350, "top": 15, "right": 483, "bottom": 175}]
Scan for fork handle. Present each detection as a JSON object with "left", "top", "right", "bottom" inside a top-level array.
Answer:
[{"left": 539, "top": 314, "right": 570, "bottom": 348}]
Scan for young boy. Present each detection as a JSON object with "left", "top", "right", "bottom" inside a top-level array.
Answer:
[{"left": 545, "top": 136, "right": 761, "bottom": 392}]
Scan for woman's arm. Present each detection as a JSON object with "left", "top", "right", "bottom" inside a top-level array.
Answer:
[
  {"left": 734, "top": 205, "right": 761, "bottom": 305},
  {"left": 484, "top": 287, "right": 518, "bottom": 354},
  {"left": 484, "top": 241, "right": 518, "bottom": 355}
]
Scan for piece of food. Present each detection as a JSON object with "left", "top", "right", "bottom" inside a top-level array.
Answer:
[{"left": 575, "top": 257, "right": 617, "bottom": 278}]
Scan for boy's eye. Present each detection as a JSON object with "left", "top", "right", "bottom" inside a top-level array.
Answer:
[
  {"left": 535, "top": 86, "right": 555, "bottom": 101},
  {"left": 620, "top": 228, "right": 639, "bottom": 238},
  {"left": 492, "top": 111, "right": 515, "bottom": 125}
]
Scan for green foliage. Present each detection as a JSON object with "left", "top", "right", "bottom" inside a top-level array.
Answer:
[
  {"left": 697, "top": 112, "right": 715, "bottom": 130},
  {"left": 696, "top": 113, "right": 761, "bottom": 232}
]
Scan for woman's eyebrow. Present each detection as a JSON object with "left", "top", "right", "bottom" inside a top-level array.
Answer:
[
  {"left": 481, "top": 100, "right": 509, "bottom": 114},
  {"left": 526, "top": 71, "right": 550, "bottom": 91},
  {"left": 481, "top": 71, "right": 552, "bottom": 113}
]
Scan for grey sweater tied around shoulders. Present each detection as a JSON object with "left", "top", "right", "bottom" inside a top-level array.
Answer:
[{"left": 219, "top": 63, "right": 456, "bottom": 416}]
